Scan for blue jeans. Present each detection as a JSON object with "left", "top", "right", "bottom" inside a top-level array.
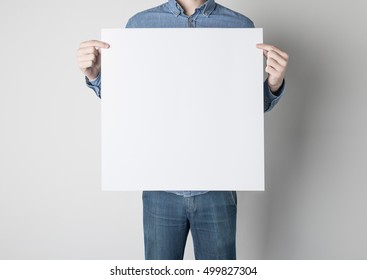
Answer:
[{"left": 143, "top": 191, "right": 237, "bottom": 260}]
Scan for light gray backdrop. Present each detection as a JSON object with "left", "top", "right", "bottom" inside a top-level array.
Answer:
[{"left": 1, "top": 0, "right": 366, "bottom": 259}]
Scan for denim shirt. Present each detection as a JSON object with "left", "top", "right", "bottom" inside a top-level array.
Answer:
[{"left": 87, "top": 0, "right": 284, "bottom": 197}]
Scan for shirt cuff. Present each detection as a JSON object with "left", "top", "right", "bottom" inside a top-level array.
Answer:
[
  {"left": 86, "top": 73, "right": 101, "bottom": 98},
  {"left": 264, "top": 79, "right": 285, "bottom": 112}
]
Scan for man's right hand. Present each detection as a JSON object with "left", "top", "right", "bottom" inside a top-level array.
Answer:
[{"left": 77, "top": 40, "right": 110, "bottom": 81}]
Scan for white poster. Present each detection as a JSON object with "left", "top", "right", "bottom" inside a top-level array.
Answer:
[{"left": 101, "top": 28, "right": 264, "bottom": 191}]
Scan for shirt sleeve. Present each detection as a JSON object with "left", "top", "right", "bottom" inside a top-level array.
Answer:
[
  {"left": 264, "top": 78, "right": 285, "bottom": 112},
  {"left": 85, "top": 72, "right": 101, "bottom": 99}
]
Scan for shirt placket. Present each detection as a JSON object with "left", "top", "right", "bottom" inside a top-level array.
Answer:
[
  {"left": 188, "top": 16, "right": 195, "bottom": 27},
  {"left": 187, "top": 9, "right": 201, "bottom": 28}
]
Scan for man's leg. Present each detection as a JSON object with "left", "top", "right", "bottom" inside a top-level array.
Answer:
[
  {"left": 189, "top": 191, "right": 237, "bottom": 260},
  {"left": 143, "top": 191, "right": 189, "bottom": 260}
]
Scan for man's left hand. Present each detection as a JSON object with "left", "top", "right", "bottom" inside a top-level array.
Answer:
[{"left": 257, "top": 44, "right": 289, "bottom": 93}]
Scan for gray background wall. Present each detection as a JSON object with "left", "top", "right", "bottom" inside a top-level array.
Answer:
[{"left": 0, "top": 0, "right": 366, "bottom": 259}]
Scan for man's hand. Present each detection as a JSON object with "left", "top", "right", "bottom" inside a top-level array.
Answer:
[
  {"left": 77, "top": 40, "right": 110, "bottom": 81},
  {"left": 257, "top": 44, "right": 289, "bottom": 93}
]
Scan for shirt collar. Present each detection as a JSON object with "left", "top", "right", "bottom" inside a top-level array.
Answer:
[{"left": 168, "top": 0, "right": 216, "bottom": 17}]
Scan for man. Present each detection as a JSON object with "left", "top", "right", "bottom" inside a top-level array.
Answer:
[{"left": 77, "top": 0, "right": 288, "bottom": 260}]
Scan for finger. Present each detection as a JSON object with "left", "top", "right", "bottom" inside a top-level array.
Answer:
[
  {"left": 266, "top": 63, "right": 285, "bottom": 81},
  {"left": 257, "top": 44, "right": 288, "bottom": 59},
  {"left": 267, "top": 67, "right": 285, "bottom": 84},
  {"left": 267, "top": 50, "right": 288, "bottom": 67},
  {"left": 265, "top": 66, "right": 277, "bottom": 76},
  {"left": 79, "top": 60, "right": 94, "bottom": 69},
  {"left": 256, "top": 43, "right": 282, "bottom": 53},
  {"left": 77, "top": 54, "right": 97, "bottom": 64},
  {"left": 267, "top": 57, "right": 285, "bottom": 72},
  {"left": 77, "top": 46, "right": 99, "bottom": 56},
  {"left": 79, "top": 40, "right": 110, "bottom": 49},
  {"left": 262, "top": 50, "right": 269, "bottom": 58}
]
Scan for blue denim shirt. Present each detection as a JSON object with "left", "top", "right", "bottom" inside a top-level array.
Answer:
[{"left": 87, "top": 0, "right": 284, "bottom": 197}]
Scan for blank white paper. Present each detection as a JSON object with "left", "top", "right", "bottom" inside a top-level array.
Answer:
[{"left": 101, "top": 28, "right": 264, "bottom": 191}]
